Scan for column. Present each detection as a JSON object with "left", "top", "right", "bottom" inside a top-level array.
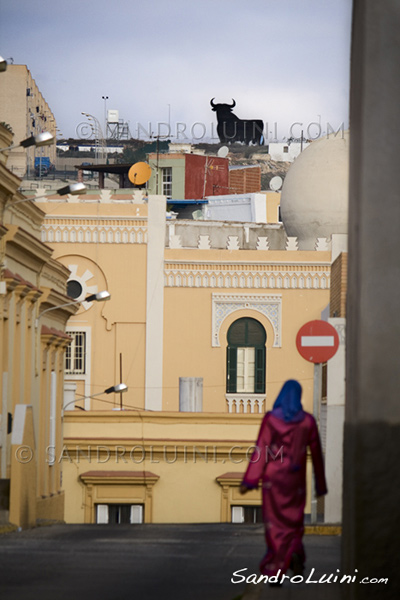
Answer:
[
  {"left": 342, "top": 1, "right": 400, "bottom": 595},
  {"left": 145, "top": 195, "right": 166, "bottom": 410}
]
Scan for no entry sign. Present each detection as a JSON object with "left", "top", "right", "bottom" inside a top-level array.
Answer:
[{"left": 296, "top": 320, "right": 339, "bottom": 363}]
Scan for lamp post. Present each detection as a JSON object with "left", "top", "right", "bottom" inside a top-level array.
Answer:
[
  {"left": 63, "top": 383, "right": 128, "bottom": 413},
  {"left": 81, "top": 112, "right": 106, "bottom": 163},
  {"left": 102, "top": 96, "right": 109, "bottom": 141}
]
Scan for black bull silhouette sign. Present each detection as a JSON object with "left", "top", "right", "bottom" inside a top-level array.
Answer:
[{"left": 210, "top": 99, "right": 264, "bottom": 145}]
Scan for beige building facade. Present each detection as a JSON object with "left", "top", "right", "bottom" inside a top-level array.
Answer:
[
  {"left": 0, "top": 124, "right": 76, "bottom": 528},
  {"left": 34, "top": 186, "right": 332, "bottom": 524}
]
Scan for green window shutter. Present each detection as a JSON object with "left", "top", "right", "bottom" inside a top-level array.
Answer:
[
  {"left": 227, "top": 346, "right": 237, "bottom": 393},
  {"left": 255, "top": 347, "right": 265, "bottom": 393}
]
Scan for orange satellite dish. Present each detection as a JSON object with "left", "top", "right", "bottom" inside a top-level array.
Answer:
[{"left": 128, "top": 162, "right": 152, "bottom": 186}]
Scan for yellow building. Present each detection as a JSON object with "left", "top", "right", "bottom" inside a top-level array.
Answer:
[
  {"left": 33, "top": 185, "right": 332, "bottom": 524},
  {"left": 0, "top": 124, "right": 76, "bottom": 528},
  {"left": 0, "top": 64, "right": 57, "bottom": 178}
]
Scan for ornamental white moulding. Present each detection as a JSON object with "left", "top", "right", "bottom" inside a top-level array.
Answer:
[
  {"left": 198, "top": 235, "right": 211, "bottom": 250},
  {"left": 169, "top": 235, "right": 182, "bottom": 249},
  {"left": 226, "top": 393, "right": 266, "bottom": 414},
  {"left": 315, "top": 237, "right": 329, "bottom": 251},
  {"left": 227, "top": 236, "right": 240, "bottom": 250},
  {"left": 212, "top": 293, "right": 282, "bottom": 348},
  {"left": 41, "top": 217, "right": 147, "bottom": 244},
  {"left": 256, "top": 236, "right": 269, "bottom": 250},
  {"left": 286, "top": 236, "right": 299, "bottom": 251}
]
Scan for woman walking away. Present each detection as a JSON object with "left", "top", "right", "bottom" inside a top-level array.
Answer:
[{"left": 240, "top": 379, "right": 327, "bottom": 581}]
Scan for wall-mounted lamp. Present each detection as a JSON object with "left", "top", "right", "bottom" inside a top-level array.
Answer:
[
  {"left": 63, "top": 383, "right": 128, "bottom": 412},
  {"left": 0, "top": 131, "right": 54, "bottom": 153},
  {"left": 35, "top": 290, "right": 110, "bottom": 329},
  {"left": 2, "top": 183, "right": 87, "bottom": 219}
]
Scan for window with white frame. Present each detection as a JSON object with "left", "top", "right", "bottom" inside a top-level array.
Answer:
[
  {"left": 162, "top": 167, "right": 172, "bottom": 198},
  {"left": 96, "top": 504, "right": 144, "bottom": 524},
  {"left": 65, "top": 331, "right": 86, "bottom": 375},
  {"left": 236, "top": 347, "right": 256, "bottom": 393},
  {"left": 231, "top": 505, "right": 263, "bottom": 523}
]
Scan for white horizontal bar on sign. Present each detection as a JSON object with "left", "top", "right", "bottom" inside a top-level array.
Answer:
[{"left": 301, "top": 336, "right": 335, "bottom": 347}]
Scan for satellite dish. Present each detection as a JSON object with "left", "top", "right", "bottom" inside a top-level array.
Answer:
[
  {"left": 269, "top": 176, "right": 283, "bottom": 191},
  {"left": 128, "top": 162, "right": 152, "bottom": 186},
  {"left": 217, "top": 146, "right": 229, "bottom": 158}
]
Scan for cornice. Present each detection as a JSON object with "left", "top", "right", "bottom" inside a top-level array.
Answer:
[
  {"left": 79, "top": 471, "right": 159, "bottom": 486},
  {"left": 0, "top": 163, "right": 21, "bottom": 198},
  {"left": 63, "top": 411, "right": 263, "bottom": 425},
  {"left": 39, "top": 287, "right": 79, "bottom": 320},
  {"left": 3, "top": 224, "right": 52, "bottom": 266}
]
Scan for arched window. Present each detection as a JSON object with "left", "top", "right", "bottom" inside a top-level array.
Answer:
[{"left": 226, "top": 318, "right": 266, "bottom": 394}]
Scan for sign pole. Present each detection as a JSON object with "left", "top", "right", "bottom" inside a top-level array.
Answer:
[
  {"left": 311, "top": 362, "right": 322, "bottom": 524},
  {"left": 296, "top": 319, "right": 339, "bottom": 526}
]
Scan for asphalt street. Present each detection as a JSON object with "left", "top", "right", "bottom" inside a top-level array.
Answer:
[{"left": 0, "top": 524, "right": 341, "bottom": 600}]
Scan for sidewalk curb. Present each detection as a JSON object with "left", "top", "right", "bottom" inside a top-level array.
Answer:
[
  {"left": 0, "top": 524, "right": 18, "bottom": 535},
  {"left": 305, "top": 524, "right": 341, "bottom": 535},
  {"left": 240, "top": 583, "right": 262, "bottom": 600}
]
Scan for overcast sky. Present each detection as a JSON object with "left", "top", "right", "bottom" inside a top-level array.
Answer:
[{"left": 1, "top": 0, "right": 352, "bottom": 143}]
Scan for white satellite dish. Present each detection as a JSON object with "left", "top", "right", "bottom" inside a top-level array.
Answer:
[
  {"left": 217, "top": 145, "right": 229, "bottom": 158},
  {"left": 269, "top": 176, "right": 283, "bottom": 191}
]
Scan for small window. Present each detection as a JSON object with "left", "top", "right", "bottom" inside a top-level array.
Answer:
[
  {"left": 162, "top": 167, "right": 172, "bottom": 199},
  {"left": 67, "top": 279, "right": 83, "bottom": 300},
  {"left": 283, "top": 146, "right": 289, "bottom": 153},
  {"left": 65, "top": 331, "right": 86, "bottom": 375},
  {"left": 231, "top": 505, "right": 263, "bottom": 523},
  {"left": 96, "top": 504, "right": 144, "bottom": 524}
]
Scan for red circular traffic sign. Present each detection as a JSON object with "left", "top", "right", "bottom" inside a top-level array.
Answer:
[{"left": 296, "top": 319, "right": 339, "bottom": 363}]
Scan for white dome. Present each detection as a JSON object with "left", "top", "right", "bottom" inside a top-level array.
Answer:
[{"left": 280, "top": 131, "right": 349, "bottom": 249}]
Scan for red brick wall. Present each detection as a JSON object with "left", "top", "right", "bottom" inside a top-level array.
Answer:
[
  {"left": 330, "top": 252, "right": 348, "bottom": 317},
  {"left": 229, "top": 166, "right": 261, "bottom": 194}
]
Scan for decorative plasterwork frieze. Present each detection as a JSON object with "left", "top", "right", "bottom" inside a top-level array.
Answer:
[
  {"left": 212, "top": 293, "right": 282, "bottom": 347},
  {"left": 164, "top": 262, "right": 330, "bottom": 291},
  {"left": 41, "top": 217, "right": 148, "bottom": 244}
]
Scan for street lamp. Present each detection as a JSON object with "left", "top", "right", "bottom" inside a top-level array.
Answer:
[
  {"left": 102, "top": 96, "right": 109, "bottom": 140},
  {"left": 81, "top": 112, "right": 106, "bottom": 162},
  {"left": 0, "top": 131, "right": 54, "bottom": 153},
  {"left": 2, "top": 183, "right": 87, "bottom": 218},
  {"left": 1, "top": 182, "right": 87, "bottom": 225},
  {"left": 0, "top": 56, "right": 12, "bottom": 72},
  {"left": 35, "top": 290, "right": 110, "bottom": 328},
  {"left": 63, "top": 383, "right": 128, "bottom": 412}
]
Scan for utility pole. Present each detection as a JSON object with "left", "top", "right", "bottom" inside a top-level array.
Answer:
[{"left": 102, "top": 96, "right": 109, "bottom": 140}]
